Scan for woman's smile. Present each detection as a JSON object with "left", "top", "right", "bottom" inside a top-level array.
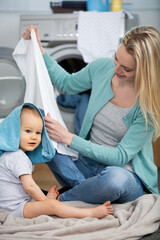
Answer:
[{"left": 115, "top": 73, "right": 126, "bottom": 79}]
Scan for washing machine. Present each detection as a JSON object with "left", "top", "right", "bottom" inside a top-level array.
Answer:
[
  {"left": 0, "top": 47, "right": 25, "bottom": 123},
  {"left": 0, "top": 13, "right": 125, "bottom": 129}
]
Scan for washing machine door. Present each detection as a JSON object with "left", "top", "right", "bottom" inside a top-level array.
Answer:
[
  {"left": 45, "top": 43, "right": 86, "bottom": 73},
  {"left": 0, "top": 47, "right": 26, "bottom": 118}
]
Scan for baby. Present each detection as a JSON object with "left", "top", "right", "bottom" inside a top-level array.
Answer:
[{"left": 0, "top": 105, "right": 113, "bottom": 219}]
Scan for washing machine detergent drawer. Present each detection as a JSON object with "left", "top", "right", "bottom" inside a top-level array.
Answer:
[{"left": 20, "top": 14, "right": 78, "bottom": 42}]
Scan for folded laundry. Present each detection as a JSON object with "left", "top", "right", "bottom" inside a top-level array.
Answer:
[{"left": 13, "top": 30, "right": 78, "bottom": 159}]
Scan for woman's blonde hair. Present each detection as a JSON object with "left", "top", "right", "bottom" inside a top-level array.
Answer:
[{"left": 122, "top": 26, "right": 160, "bottom": 141}]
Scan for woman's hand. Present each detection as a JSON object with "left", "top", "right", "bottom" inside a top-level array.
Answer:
[
  {"left": 44, "top": 113, "right": 74, "bottom": 146},
  {"left": 22, "top": 25, "right": 45, "bottom": 55}
]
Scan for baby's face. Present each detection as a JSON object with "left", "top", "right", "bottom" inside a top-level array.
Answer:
[{"left": 19, "top": 110, "right": 43, "bottom": 152}]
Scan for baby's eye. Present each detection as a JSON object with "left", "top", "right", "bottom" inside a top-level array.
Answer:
[
  {"left": 36, "top": 131, "right": 42, "bottom": 135},
  {"left": 25, "top": 130, "right": 31, "bottom": 133}
]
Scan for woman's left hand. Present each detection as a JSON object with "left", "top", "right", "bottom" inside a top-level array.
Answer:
[{"left": 44, "top": 113, "right": 74, "bottom": 146}]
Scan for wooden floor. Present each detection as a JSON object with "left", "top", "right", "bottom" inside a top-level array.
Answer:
[{"left": 32, "top": 163, "right": 61, "bottom": 191}]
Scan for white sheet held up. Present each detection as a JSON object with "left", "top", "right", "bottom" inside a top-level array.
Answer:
[
  {"left": 77, "top": 11, "right": 123, "bottom": 63},
  {"left": 13, "top": 30, "right": 78, "bottom": 159}
]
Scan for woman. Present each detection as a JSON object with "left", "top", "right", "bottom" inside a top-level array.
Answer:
[{"left": 22, "top": 25, "right": 160, "bottom": 204}]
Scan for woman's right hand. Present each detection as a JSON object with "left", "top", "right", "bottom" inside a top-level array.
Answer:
[
  {"left": 44, "top": 113, "right": 74, "bottom": 146},
  {"left": 22, "top": 25, "right": 45, "bottom": 55}
]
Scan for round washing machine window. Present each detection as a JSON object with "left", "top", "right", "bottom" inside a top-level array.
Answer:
[
  {"left": 0, "top": 47, "right": 26, "bottom": 118},
  {"left": 45, "top": 43, "right": 87, "bottom": 73}
]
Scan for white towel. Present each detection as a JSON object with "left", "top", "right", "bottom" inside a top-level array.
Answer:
[
  {"left": 13, "top": 30, "right": 78, "bottom": 159},
  {"left": 77, "top": 11, "right": 123, "bottom": 63}
]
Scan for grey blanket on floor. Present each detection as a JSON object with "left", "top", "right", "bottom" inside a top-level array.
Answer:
[{"left": 0, "top": 194, "right": 160, "bottom": 240}]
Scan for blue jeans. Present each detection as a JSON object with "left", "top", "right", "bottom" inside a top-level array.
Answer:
[
  {"left": 57, "top": 93, "right": 90, "bottom": 135},
  {"left": 47, "top": 152, "right": 144, "bottom": 204},
  {"left": 46, "top": 152, "right": 86, "bottom": 187}
]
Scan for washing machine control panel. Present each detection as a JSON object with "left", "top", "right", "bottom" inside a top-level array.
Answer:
[{"left": 20, "top": 14, "right": 79, "bottom": 42}]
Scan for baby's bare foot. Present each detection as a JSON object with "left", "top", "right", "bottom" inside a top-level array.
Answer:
[
  {"left": 91, "top": 201, "right": 113, "bottom": 219},
  {"left": 47, "top": 185, "right": 59, "bottom": 199}
]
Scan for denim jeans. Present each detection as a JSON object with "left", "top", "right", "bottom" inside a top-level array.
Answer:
[
  {"left": 57, "top": 93, "right": 90, "bottom": 135},
  {"left": 46, "top": 152, "right": 85, "bottom": 187},
  {"left": 47, "top": 152, "right": 144, "bottom": 204}
]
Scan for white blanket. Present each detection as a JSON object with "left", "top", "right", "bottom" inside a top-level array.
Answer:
[
  {"left": 13, "top": 30, "right": 77, "bottom": 158},
  {"left": 77, "top": 11, "right": 123, "bottom": 63},
  {"left": 0, "top": 194, "right": 160, "bottom": 240}
]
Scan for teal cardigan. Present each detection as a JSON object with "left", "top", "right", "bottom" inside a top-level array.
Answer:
[{"left": 44, "top": 53, "right": 159, "bottom": 195}]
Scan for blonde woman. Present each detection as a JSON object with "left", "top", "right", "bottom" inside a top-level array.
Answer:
[{"left": 22, "top": 26, "right": 160, "bottom": 204}]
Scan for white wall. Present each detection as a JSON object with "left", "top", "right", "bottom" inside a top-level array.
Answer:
[
  {"left": 0, "top": 0, "right": 159, "bottom": 49},
  {"left": 124, "top": 0, "right": 160, "bottom": 32},
  {"left": 0, "top": 0, "right": 52, "bottom": 12},
  {"left": 0, "top": 0, "right": 52, "bottom": 48}
]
